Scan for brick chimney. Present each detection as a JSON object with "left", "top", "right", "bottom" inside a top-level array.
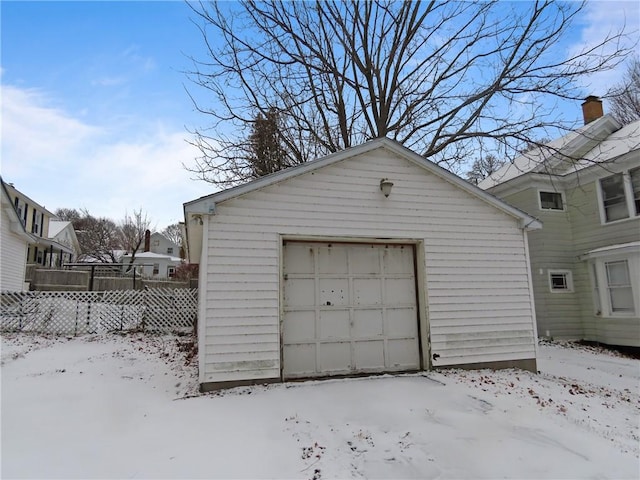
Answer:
[
  {"left": 581, "top": 96, "right": 604, "bottom": 125},
  {"left": 144, "top": 229, "right": 151, "bottom": 252}
]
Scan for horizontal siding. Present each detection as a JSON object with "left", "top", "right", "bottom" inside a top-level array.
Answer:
[
  {"left": 202, "top": 148, "right": 536, "bottom": 382},
  {"left": 0, "top": 208, "right": 27, "bottom": 291},
  {"left": 501, "top": 187, "right": 583, "bottom": 339}
]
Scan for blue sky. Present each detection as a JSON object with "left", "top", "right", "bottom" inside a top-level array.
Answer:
[{"left": 1, "top": 1, "right": 638, "bottom": 229}]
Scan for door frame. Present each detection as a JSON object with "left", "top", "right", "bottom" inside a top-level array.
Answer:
[{"left": 278, "top": 234, "right": 430, "bottom": 380}]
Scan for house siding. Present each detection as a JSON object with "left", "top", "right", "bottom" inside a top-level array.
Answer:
[
  {"left": 1, "top": 207, "right": 28, "bottom": 291},
  {"left": 565, "top": 180, "right": 640, "bottom": 345},
  {"left": 201, "top": 150, "right": 536, "bottom": 384},
  {"left": 500, "top": 187, "right": 583, "bottom": 339}
]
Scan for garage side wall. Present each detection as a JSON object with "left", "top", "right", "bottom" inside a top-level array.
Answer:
[{"left": 201, "top": 150, "right": 537, "bottom": 384}]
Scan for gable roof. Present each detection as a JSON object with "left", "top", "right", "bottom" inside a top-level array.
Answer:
[
  {"left": 478, "top": 115, "right": 639, "bottom": 190},
  {"left": 1, "top": 177, "right": 35, "bottom": 242},
  {"left": 48, "top": 220, "right": 71, "bottom": 238},
  {"left": 185, "top": 137, "right": 541, "bottom": 231}
]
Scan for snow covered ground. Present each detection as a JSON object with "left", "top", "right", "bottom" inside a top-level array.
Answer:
[{"left": 1, "top": 332, "right": 638, "bottom": 479}]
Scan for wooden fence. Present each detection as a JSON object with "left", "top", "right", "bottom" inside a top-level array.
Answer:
[{"left": 0, "top": 289, "right": 197, "bottom": 335}]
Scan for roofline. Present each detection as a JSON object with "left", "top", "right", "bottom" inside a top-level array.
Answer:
[
  {"left": 1, "top": 177, "right": 35, "bottom": 242},
  {"left": 1, "top": 177, "right": 58, "bottom": 218},
  {"left": 184, "top": 138, "right": 541, "bottom": 230}
]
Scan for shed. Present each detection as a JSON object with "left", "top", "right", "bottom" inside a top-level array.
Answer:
[{"left": 184, "top": 139, "right": 542, "bottom": 391}]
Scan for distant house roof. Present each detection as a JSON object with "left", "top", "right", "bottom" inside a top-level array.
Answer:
[
  {"left": 479, "top": 115, "right": 640, "bottom": 190},
  {"left": 123, "top": 251, "right": 182, "bottom": 262},
  {"left": 48, "top": 220, "right": 71, "bottom": 237}
]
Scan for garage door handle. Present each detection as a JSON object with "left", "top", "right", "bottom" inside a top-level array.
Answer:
[{"left": 432, "top": 353, "right": 440, "bottom": 360}]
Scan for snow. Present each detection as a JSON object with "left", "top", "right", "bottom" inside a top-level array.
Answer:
[{"left": 2, "top": 333, "right": 638, "bottom": 479}]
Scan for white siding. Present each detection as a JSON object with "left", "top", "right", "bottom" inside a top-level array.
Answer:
[
  {"left": 1, "top": 207, "right": 28, "bottom": 291},
  {"left": 201, "top": 149, "right": 536, "bottom": 383}
]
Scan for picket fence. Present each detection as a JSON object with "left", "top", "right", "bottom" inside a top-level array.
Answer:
[{"left": 0, "top": 289, "right": 197, "bottom": 335}]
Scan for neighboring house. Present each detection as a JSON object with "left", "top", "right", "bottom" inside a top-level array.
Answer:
[
  {"left": 47, "top": 220, "right": 81, "bottom": 267},
  {"left": 1, "top": 179, "right": 32, "bottom": 291},
  {"left": 184, "top": 138, "right": 542, "bottom": 391},
  {"left": 148, "top": 232, "right": 181, "bottom": 257},
  {"left": 120, "top": 251, "right": 182, "bottom": 279},
  {"left": 479, "top": 97, "right": 640, "bottom": 348},
  {"left": 2, "top": 179, "right": 75, "bottom": 284}
]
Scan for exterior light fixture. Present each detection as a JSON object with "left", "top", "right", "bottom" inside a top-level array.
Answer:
[{"left": 380, "top": 178, "right": 394, "bottom": 198}]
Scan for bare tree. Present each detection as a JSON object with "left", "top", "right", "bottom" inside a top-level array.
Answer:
[
  {"left": 120, "top": 209, "right": 151, "bottom": 272},
  {"left": 609, "top": 56, "right": 640, "bottom": 125},
  {"left": 466, "top": 154, "right": 506, "bottom": 185},
  {"left": 55, "top": 208, "right": 121, "bottom": 262},
  {"left": 248, "top": 108, "right": 290, "bottom": 178},
  {"left": 185, "top": 0, "right": 629, "bottom": 186},
  {"left": 161, "top": 223, "right": 184, "bottom": 247}
]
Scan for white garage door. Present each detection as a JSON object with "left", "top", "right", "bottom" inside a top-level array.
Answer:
[{"left": 283, "top": 242, "right": 420, "bottom": 379}]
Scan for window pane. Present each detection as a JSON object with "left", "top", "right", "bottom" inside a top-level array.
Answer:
[
  {"left": 591, "top": 264, "right": 601, "bottom": 313},
  {"left": 609, "top": 288, "right": 634, "bottom": 312},
  {"left": 606, "top": 261, "right": 630, "bottom": 285},
  {"left": 551, "top": 273, "right": 567, "bottom": 289},
  {"left": 600, "top": 173, "right": 629, "bottom": 222},
  {"left": 630, "top": 167, "right": 640, "bottom": 216},
  {"left": 540, "top": 191, "right": 563, "bottom": 210},
  {"left": 606, "top": 261, "right": 634, "bottom": 313}
]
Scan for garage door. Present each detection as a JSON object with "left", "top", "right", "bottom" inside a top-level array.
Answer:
[{"left": 282, "top": 242, "right": 420, "bottom": 379}]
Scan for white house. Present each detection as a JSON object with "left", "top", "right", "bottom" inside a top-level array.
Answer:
[
  {"left": 184, "top": 138, "right": 542, "bottom": 391},
  {"left": 1, "top": 180, "right": 32, "bottom": 291},
  {"left": 148, "top": 232, "right": 181, "bottom": 258},
  {"left": 120, "top": 251, "right": 182, "bottom": 279},
  {"left": 47, "top": 220, "right": 81, "bottom": 267}
]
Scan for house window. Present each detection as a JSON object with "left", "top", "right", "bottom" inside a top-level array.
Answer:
[
  {"left": 600, "top": 173, "right": 628, "bottom": 222},
  {"left": 167, "top": 247, "right": 173, "bottom": 255},
  {"left": 630, "top": 167, "right": 640, "bottom": 216},
  {"left": 153, "top": 263, "right": 159, "bottom": 275},
  {"left": 591, "top": 263, "right": 601, "bottom": 315},
  {"left": 605, "top": 260, "right": 634, "bottom": 313},
  {"left": 539, "top": 191, "right": 563, "bottom": 210},
  {"left": 168, "top": 266, "right": 176, "bottom": 278},
  {"left": 548, "top": 270, "right": 573, "bottom": 292}
]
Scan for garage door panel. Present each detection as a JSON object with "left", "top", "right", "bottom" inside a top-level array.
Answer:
[
  {"left": 385, "top": 278, "right": 416, "bottom": 304},
  {"left": 283, "top": 344, "right": 316, "bottom": 377},
  {"left": 318, "top": 246, "right": 348, "bottom": 274},
  {"left": 388, "top": 339, "right": 420, "bottom": 369},
  {"left": 386, "top": 308, "right": 419, "bottom": 337},
  {"left": 350, "top": 247, "right": 381, "bottom": 274},
  {"left": 318, "top": 310, "right": 350, "bottom": 340},
  {"left": 318, "top": 342, "right": 351, "bottom": 373},
  {"left": 319, "top": 278, "right": 349, "bottom": 306},
  {"left": 354, "top": 278, "right": 383, "bottom": 305},
  {"left": 354, "top": 341, "right": 385, "bottom": 370},
  {"left": 283, "top": 311, "right": 315, "bottom": 343},
  {"left": 353, "top": 309, "right": 384, "bottom": 338},
  {"left": 383, "top": 246, "right": 414, "bottom": 274},
  {"left": 285, "top": 278, "right": 315, "bottom": 306},
  {"left": 284, "top": 245, "right": 315, "bottom": 274}
]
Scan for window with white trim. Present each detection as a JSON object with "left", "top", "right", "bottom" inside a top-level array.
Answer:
[
  {"left": 548, "top": 270, "right": 573, "bottom": 292},
  {"left": 605, "top": 260, "right": 634, "bottom": 313},
  {"left": 588, "top": 252, "right": 638, "bottom": 317},
  {"left": 539, "top": 191, "right": 564, "bottom": 210},
  {"left": 600, "top": 173, "right": 628, "bottom": 222},
  {"left": 591, "top": 263, "right": 601, "bottom": 315},
  {"left": 153, "top": 263, "right": 159, "bottom": 275},
  {"left": 598, "top": 170, "right": 640, "bottom": 223},
  {"left": 630, "top": 167, "right": 640, "bottom": 216}
]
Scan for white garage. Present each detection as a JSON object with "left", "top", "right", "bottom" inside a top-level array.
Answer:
[
  {"left": 184, "top": 138, "right": 542, "bottom": 391},
  {"left": 283, "top": 241, "right": 420, "bottom": 379}
]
